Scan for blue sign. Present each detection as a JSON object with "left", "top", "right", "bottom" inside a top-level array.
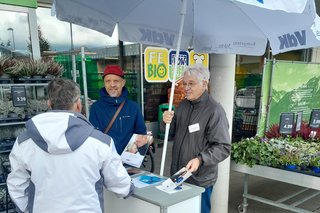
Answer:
[
  {"left": 169, "top": 50, "right": 189, "bottom": 65},
  {"left": 168, "top": 50, "right": 189, "bottom": 82}
]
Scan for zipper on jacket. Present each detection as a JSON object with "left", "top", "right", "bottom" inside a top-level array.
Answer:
[{"left": 176, "top": 104, "right": 194, "bottom": 170}]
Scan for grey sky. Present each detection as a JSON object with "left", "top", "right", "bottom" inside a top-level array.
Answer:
[{"left": 0, "top": 7, "right": 119, "bottom": 52}]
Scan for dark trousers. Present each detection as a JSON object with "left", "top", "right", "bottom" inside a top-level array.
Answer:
[{"left": 201, "top": 186, "right": 213, "bottom": 213}]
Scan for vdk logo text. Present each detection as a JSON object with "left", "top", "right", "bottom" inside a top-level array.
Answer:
[
  {"left": 278, "top": 30, "right": 306, "bottom": 50},
  {"left": 139, "top": 28, "right": 175, "bottom": 47}
]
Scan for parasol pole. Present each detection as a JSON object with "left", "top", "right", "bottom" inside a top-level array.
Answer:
[
  {"left": 160, "top": 0, "right": 187, "bottom": 176},
  {"left": 81, "top": 47, "right": 89, "bottom": 118}
]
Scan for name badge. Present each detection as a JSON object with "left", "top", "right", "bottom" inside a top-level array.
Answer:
[{"left": 188, "top": 123, "right": 200, "bottom": 133}]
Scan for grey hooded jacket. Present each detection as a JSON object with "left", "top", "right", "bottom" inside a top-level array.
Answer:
[{"left": 169, "top": 91, "right": 231, "bottom": 188}]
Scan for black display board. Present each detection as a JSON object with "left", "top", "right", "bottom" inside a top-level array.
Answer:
[
  {"left": 11, "top": 86, "right": 27, "bottom": 107},
  {"left": 309, "top": 109, "right": 320, "bottom": 129},
  {"left": 279, "top": 112, "right": 294, "bottom": 135}
]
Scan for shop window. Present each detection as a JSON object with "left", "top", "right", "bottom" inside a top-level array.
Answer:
[{"left": 0, "top": 9, "right": 30, "bottom": 58}]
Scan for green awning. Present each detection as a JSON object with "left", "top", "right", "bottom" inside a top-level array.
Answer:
[{"left": 0, "top": 0, "right": 37, "bottom": 8}]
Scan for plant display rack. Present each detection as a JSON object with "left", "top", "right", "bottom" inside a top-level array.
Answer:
[{"left": 231, "top": 161, "right": 320, "bottom": 213}]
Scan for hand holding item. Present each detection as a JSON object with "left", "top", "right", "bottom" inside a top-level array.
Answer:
[
  {"left": 126, "top": 142, "right": 138, "bottom": 154},
  {"left": 170, "top": 170, "right": 187, "bottom": 183},
  {"left": 163, "top": 110, "right": 174, "bottom": 124},
  {"left": 135, "top": 135, "right": 148, "bottom": 148},
  {"left": 185, "top": 157, "right": 201, "bottom": 173}
]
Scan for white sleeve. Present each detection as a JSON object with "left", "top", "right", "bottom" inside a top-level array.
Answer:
[
  {"left": 101, "top": 145, "right": 134, "bottom": 198},
  {"left": 109, "top": 138, "right": 117, "bottom": 153},
  {"left": 7, "top": 141, "right": 31, "bottom": 212}
]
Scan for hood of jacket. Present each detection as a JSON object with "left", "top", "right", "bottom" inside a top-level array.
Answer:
[
  {"left": 99, "top": 86, "right": 128, "bottom": 106},
  {"left": 20, "top": 111, "right": 94, "bottom": 154}
]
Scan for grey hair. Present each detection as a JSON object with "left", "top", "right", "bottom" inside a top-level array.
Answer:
[
  {"left": 182, "top": 64, "right": 210, "bottom": 84},
  {"left": 48, "top": 78, "right": 80, "bottom": 110}
]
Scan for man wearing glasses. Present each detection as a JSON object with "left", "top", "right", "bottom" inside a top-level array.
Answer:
[{"left": 163, "top": 64, "right": 231, "bottom": 213}]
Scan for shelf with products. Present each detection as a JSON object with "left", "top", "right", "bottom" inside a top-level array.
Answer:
[
  {"left": 143, "top": 82, "right": 170, "bottom": 122},
  {"left": 232, "top": 86, "right": 261, "bottom": 142},
  {"left": 0, "top": 83, "right": 49, "bottom": 125}
]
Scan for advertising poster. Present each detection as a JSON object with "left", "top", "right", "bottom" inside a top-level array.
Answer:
[
  {"left": 144, "top": 46, "right": 209, "bottom": 83},
  {"left": 189, "top": 50, "right": 209, "bottom": 68},
  {"left": 267, "top": 61, "right": 320, "bottom": 127},
  {"left": 168, "top": 50, "right": 189, "bottom": 82},
  {"left": 144, "top": 47, "right": 169, "bottom": 82}
]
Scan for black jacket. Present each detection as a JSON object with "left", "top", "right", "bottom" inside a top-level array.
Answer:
[{"left": 169, "top": 91, "right": 231, "bottom": 188}]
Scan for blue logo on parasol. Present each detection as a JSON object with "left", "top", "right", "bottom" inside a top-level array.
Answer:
[
  {"left": 139, "top": 28, "right": 175, "bottom": 47},
  {"left": 256, "top": 0, "right": 264, "bottom": 3},
  {"left": 278, "top": 30, "right": 306, "bottom": 50}
]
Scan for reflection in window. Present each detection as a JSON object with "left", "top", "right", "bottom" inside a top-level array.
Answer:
[
  {"left": 0, "top": 10, "right": 30, "bottom": 58},
  {"left": 36, "top": 7, "right": 118, "bottom": 52}
]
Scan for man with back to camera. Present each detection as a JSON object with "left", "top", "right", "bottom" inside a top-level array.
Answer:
[
  {"left": 89, "top": 65, "right": 146, "bottom": 154},
  {"left": 162, "top": 64, "right": 231, "bottom": 213},
  {"left": 7, "top": 78, "right": 134, "bottom": 213}
]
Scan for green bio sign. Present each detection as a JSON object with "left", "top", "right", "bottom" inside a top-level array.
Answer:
[{"left": 144, "top": 47, "right": 169, "bottom": 82}]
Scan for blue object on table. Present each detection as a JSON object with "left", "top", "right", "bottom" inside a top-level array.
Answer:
[{"left": 139, "top": 175, "right": 163, "bottom": 184}]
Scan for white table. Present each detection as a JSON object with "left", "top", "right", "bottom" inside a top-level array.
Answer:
[{"left": 104, "top": 172, "right": 204, "bottom": 213}]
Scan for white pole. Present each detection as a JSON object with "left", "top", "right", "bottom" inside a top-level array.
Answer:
[
  {"left": 160, "top": 0, "right": 187, "bottom": 176},
  {"left": 72, "top": 55, "right": 77, "bottom": 82},
  {"left": 70, "top": 23, "right": 77, "bottom": 83},
  {"left": 28, "top": 8, "right": 40, "bottom": 59},
  {"left": 209, "top": 54, "right": 236, "bottom": 213},
  {"left": 81, "top": 47, "right": 89, "bottom": 118},
  {"left": 140, "top": 44, "right": 144, "bottom": 116}
]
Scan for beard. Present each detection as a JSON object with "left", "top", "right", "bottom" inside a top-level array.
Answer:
[
  {"left": 107, "top": 88, "right": 121, "bottom": 97},
  {"left": 108, "top": 91, "right": 119, "bottom": 97}
]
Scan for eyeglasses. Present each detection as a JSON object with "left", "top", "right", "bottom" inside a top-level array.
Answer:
[{"left": 182, "top": 81, "right": 197, "bottom": 88}]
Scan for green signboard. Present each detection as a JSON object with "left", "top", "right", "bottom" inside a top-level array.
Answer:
[
  {"left": 0, "top": 0, "right": 37, "bottom": 8},
  {"left": 267, "top": 61, "right": 320, "bottom": 127}
]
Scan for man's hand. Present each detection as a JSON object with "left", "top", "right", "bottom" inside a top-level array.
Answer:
[
  {"left": 185, "top": 157, "right": 201, "bottom": 173},
  {"left": 162, "top": 111, "right": 174, "bottom": 124}
]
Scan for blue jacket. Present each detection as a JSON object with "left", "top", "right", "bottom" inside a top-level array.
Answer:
[{"left": 89, "top": 87, "right": 146, "bottom": 154}]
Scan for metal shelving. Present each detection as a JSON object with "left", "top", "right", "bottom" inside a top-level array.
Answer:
[{"left": 231, "top": 161, "right": 320, "bottom": 213}]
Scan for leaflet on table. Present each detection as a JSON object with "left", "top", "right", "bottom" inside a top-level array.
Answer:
[
  {"left": 156, "top": 184, "right": 191, "bottom": 194},
  {"left": 132, "top": 175, "right": 165, "bottom": 188},
  {"left": 159, "top": 167, "right": 192, "bottom": 191},
  {"left": 121, "top": 134, "right": 153, "bottom": 168}
]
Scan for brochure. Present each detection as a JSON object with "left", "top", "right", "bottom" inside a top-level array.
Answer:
[
  {"left": 121, "top": 134, "right": 153, "bottom": 168},
  {"left": 160, "top": 167, "right": 192, "bottom": 191},
  {"left": 132, "top": 175, "right": 165, "bottom": 188}
]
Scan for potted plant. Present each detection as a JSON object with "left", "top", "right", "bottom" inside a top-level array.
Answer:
[
  {"left": 279, "top": 153, "right": 301, "bottom": 170},
  {"left": 45, "top": 59, "right": 64, "bottom": 78},
  {"left": 231, "top": 137, "right": 281, "bottom": 168},
  {"left": 309, "top": 156, "right": 320, "bottom": 173},
  {"left": 0, "top": 56, "right": 16, "bottom": 83}
]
